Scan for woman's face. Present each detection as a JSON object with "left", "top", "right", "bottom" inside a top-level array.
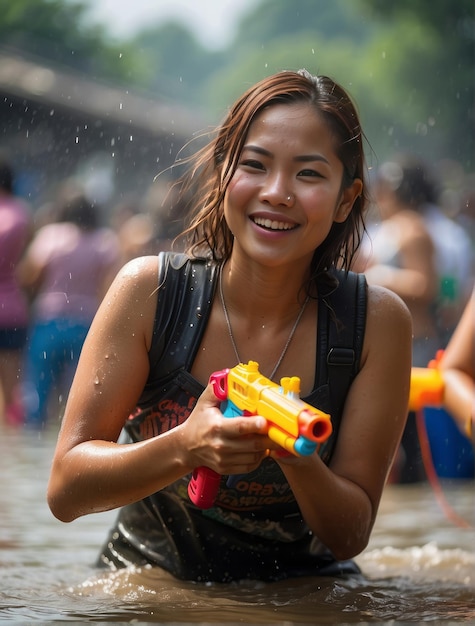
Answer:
[{"left": 223, "top": 102, "right": 361, "bottom": 269}]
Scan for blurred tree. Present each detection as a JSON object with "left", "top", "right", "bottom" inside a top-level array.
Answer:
[
  {"left": 200, "top": 0, "right": 377, "bottom": 117},
  {"left": 129, "top": 20, "right": 223, "bottom": 109},
  {"left": 1, "top": 0, "right": 473, "bottom": 170},
  {"left": 358, "top": 0, "right": 474, "bottom": 168},
  {"left": 201, "top": 0, "right": 474, "bottom": 169},
  {"left": 235, "top": 0, "right": 374, "bottom": 48},
  {"left": 0, "top": 0, "right": 146, "bottom": 85}
]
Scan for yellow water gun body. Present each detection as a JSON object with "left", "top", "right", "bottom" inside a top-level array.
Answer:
[{"left": 188, "top": 361, "right": 332, "bottom": 509}]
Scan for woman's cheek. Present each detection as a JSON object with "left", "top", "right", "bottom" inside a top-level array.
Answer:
[
  {"left": 224, "top": 175, "right": 253, "bottom": 219},
  {"left": 226, "top": 172, "right": 254, "bottom": 200}
]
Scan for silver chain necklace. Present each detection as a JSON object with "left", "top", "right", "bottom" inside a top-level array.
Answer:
[{"left": 219, "top": 265, "right": 309, "bottom": 380}]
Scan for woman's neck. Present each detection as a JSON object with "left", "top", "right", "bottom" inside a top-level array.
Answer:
[{"left": 221, "top": 253, "right": 312, "bottom": 324}]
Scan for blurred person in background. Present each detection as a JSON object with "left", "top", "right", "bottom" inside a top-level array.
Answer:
[
  {"left": 359, "top": 154, "right": 474, "bottom": 482},
  {"left": 357, "top": 158, "right": 439, "bottom": 483},
  {"left": 112, "top": 195, "right": 146, "bottom": 262},
  {"left": 0, "top": 155, "right": 32, "bottom": 425},
  {"left": 143, "top": 178, "right": 188, "bottom": 253},
  {"left": 406, "top": 157, "right": 474, "bottom": 347},
  {"left": 440, "top": 286, "right": 474, "bottom": 443},
  {"left": 436, "top": 160, "right": 475, "bottom": 278},
  {"left": 19, "top": 190, "right": 121, "bottom": 429},
  {"left": 456, "top": 179, "right": 475, "bottom": 274},
  {"left": 117, "top": 178, "right": 188, "bottom": 261}
]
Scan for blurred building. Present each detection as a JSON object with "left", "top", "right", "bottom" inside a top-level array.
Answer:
[{"left": 0, "top": 47, "right": 201, "bottom": 209}]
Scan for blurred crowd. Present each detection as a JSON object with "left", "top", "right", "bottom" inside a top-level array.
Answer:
[
  {"left": 0, "top": 150, "right": 473, "bottom": 482},
  {"left": 0, "top": 154, "right": 187, "bottom": 430},
  {"left": 354, "top": 153, "right": 474, "bottom": 482}
]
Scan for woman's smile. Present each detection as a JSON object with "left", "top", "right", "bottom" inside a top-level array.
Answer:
[{"left": 250, "top": 214, "right": 299, "bottom": 232}]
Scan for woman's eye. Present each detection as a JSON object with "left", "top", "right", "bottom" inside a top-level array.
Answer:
[
  {"left": 298, "top": 168, "right": 324, "bottom": 178},
  {"left": 240, "top": 159, "right": 264, "bottom": 170}
]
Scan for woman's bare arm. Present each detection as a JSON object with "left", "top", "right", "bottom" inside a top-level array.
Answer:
[
  {"left": 440, "top": 290, "right": 475, "bottom": 439},
  {"left": 47, "top": 256, "right": 270, "bottom": 522},
  {"left": 277, "top": 285, "right": 412, "bottom": 560}
]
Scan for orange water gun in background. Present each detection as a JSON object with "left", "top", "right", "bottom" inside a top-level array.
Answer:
[
  {"left": 409, "top": 350, "right": 445, "bottom": 412},
  {"left": 409, "top": 351, "right": 473, "bottom": 529},
  {"left": 188, "top": 361, "right": 333, "bottom": 509}
]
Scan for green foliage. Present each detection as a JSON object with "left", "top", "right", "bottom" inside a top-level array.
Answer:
[
  {"left": 0, "top": 0, "right": 144, "bottom": 85},
  {"left": 236, "top": 0, "right": 375, "bottom": 48},
  {"left": 1, "top": 0, "right": 473, "bottom": 169},
  {"left": 357, "top": 0, "right": 474, "bottom": 167},
  {"left": 197, "top": 0, "right": 473, "bottom": 168},
  {"left": 202, "top": 33, "right": 363, "bottom": 120},
  {"left": 129, "top": 20, "right": 222, "bottom": 105},
  {"left": 347, "top": 19, "right": 444, "bottom": 164},
  {"left": 358, "top": 0, "right": 474, "bottom": 31}
]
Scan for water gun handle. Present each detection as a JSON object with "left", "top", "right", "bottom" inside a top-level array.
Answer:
[
  {"left": 187, "top": 466, "right": 221, "bottom": 509},
  {"left": 187, "top": 368, "right": 230, "bottom": 509}
]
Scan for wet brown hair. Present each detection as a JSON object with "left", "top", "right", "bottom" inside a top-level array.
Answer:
[{"left": 175, "top": 69, "right": 368, "bottom": 276}]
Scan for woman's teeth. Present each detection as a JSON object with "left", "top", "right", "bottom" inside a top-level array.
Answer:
[{"left": 253, "top": 217, "right": 295, "bottom": 231}]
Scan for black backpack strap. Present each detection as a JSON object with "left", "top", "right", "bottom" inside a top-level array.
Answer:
[
  {"left": 147, "top": 251, "right": 218, "bottom": 382},
  {"left": 317, "top": 270, "right": 367, "bottom": 422},
  {"left": 145, "top": 257, "right": 365, "bottom": 422}
]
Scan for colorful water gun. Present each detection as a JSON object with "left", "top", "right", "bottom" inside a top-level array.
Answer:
[
  {"left": 410, "top": 351, "right": 472, "bottom": 528},
  {"left": 188, "top": 360, "right": 333, "bottom": 509},
  {"left": 409, "top": 350, "right": 445, "bottom": 412}
]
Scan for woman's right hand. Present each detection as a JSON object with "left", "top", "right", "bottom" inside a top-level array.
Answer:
[{"left": 179, "top": 383, "right": 271, "bottom": 476}]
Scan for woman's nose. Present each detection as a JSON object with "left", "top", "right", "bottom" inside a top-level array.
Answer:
[{"left": 259, "top": 175, "right": 294, "bottom": 206}]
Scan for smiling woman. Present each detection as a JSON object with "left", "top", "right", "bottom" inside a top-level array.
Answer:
[{"left": 47, "top": 69, "right": 412, "bottom": 584}]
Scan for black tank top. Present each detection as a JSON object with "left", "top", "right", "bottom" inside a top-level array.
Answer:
[{"left": 97, "top": 253, "right": 367, "bottom": 582}]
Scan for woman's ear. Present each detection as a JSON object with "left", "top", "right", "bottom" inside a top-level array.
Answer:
[{"left": 334, "top": 178, "right": 363, "bottom": 223}]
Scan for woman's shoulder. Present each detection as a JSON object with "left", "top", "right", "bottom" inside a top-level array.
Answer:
[
  {"left": 366, "top": 282, "right": 411, "bottom": 324},
  {"left": 359, "top": 283, "right": 412, "bottom": 371},
  {"left": 114, "top": 253, "right": 213, "bottom": 298},
  {"left": 115, "top": 255, "right": 159, "bottom": 285},
  {"left": 104, "top": 256, "right": 160, "bottom": 310},
  {"left": 99, "top": 256, "right": 160, "bottom": 348},
  {"left": 365, "top": 283, "right": 412, "bottom": 348}
]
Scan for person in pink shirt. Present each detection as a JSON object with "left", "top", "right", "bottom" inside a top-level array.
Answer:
[
  {"left": 0, "top": 156, "right": 31, "bottom": 425},
  {"left": 19, "top": 190, "right": 121, "bottom": 428}
]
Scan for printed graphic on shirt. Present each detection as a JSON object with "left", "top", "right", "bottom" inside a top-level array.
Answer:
[
  {"left": 128, "top": 393, "right": 196, "bottom": 439},
  {"left": 127, "top": 387, "right": 310, "bottom": 542}
]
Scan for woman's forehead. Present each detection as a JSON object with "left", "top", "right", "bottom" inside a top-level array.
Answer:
[{"left": 244, "top": 102, "right": 335, "bottom": 152}]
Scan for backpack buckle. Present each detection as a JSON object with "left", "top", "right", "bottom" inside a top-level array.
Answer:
[{"left": 327, "top": 347, "right": 355, "bottom": 366}]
